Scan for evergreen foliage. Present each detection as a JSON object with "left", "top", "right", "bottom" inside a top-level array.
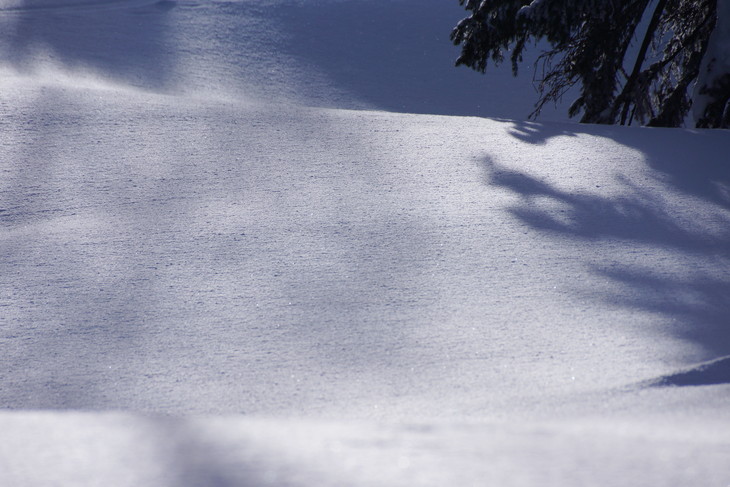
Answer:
[{"left": 451, "top": 0, "right": 730, "bottom": 128}]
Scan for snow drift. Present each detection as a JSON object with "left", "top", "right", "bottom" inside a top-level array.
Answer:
[{"left": 0, "top": 1, "right": 728, "bottom": 485}]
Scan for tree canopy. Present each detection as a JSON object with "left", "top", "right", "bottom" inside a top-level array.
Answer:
[{"left": 451, "top": 0, "right": 730, "bottom": 128}]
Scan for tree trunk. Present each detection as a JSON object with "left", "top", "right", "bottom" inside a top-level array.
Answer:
[
  {"left": 693, "top": 0, "right": 730, "bottom": 128},
  {"left": 617, "top": 0, "right": 668, "bottom": 125}
]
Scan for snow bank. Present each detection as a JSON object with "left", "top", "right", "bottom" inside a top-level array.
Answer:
[{"left": 1, "top": 1, "right": 729, "bottom": 485}]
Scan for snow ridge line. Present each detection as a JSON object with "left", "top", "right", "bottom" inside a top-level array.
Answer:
[
  {"left": 0, "top": 0, "right": 161, "bottom": 14},
  {"left": 647, "top": 355, "right": 730, "bottom": 387}
]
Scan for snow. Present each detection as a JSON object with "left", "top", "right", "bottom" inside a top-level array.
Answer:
[
  {"left": 2, "top": 411, "right": 729, "bottom": 487},
  {"left": 0, "top": 1, "right": 729, "bottom": 485}
]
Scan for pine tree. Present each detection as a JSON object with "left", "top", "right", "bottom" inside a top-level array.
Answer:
[{"left": 451, "top": 0, "right": 730, "bottom": 128}]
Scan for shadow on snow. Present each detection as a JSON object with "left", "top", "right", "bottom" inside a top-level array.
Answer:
[
  {"left": 0, "top": 0, "right": 177, "bottom": 90},
  {"left": 272, "top": 0, "right": 555, "bottom": 119},
  {"left": 649, "top": 355, "right": 730, "bottom": 387},
  {"left": 482, "top": 121, "right": 730, "bottom": 383}
]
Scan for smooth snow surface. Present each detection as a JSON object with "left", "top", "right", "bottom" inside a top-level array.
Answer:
[
  {"left": 3, "top": 411, "right": 730, "bottom": 487},
  {"left": 1, "top": 1, "right": 729, "bottom": 486}
]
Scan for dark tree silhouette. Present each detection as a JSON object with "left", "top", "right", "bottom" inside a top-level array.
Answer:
[{"left": 451, "top": 0, "right": 730, "bottom": 128}]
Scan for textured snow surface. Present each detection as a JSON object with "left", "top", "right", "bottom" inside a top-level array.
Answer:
[{"left": 0, "top": 1, "right": 729, "bottom": 485}]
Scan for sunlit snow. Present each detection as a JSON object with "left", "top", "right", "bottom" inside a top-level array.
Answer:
[{"left": 1, "top": 1, "right": 729, "bottom": 486}]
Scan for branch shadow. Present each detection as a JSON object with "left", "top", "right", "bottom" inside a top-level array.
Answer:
[
  {"left": 483, "top": 121, "right": 730, "bottom": 384},
  {"left": 598, "top": 270, "right": 730, "bottom": 359},
  {"left": 505, "top": 120, "right": 730, "bottom": 208},
  {"left": 492, "top": 167, "right": 728, "bottom": 254}
]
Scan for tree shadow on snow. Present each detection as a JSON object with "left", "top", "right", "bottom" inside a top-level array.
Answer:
[
  {"left": 506, "top": 120, "right": 730, "bottom": 208},
  {"left": 490, "top": 167, "right": 728, "bottom": 254},
  {"left": 482, "top": 121, "right": 730, "bottom": 384},
  {"left": 271, "top": 0, "right": 554, "bottom": 119},
  {"left": 0, "top": 0, "right": 177, "bottom": 91}
]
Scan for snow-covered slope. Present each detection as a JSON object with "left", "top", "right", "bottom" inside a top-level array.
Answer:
[
  {"left": 3, "top": 411, "right": 729, "bottom": 487},
  {"left": 0, "top": 0, "right": 567, "bottom": 118},
  {"left": 1, "top": 1, "right": 729, "bottom": 485}
]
